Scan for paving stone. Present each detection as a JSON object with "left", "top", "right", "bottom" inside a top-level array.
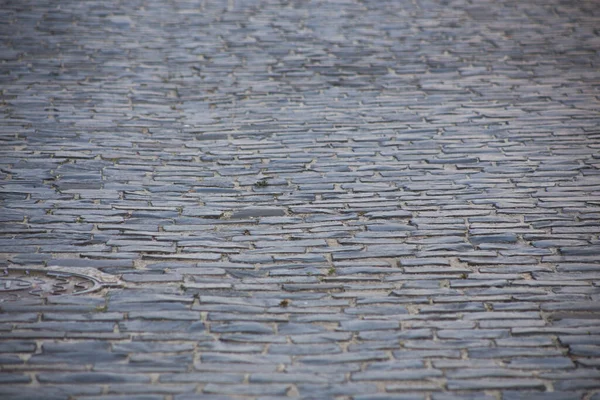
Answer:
[
  {"left": 505, "top": 357, "right": 575, "bottom": 369},
  {"left": 468, "top": 347, "right": 563, "bottom": 358},
  {"left": 392, "top": 349, "right": 462, "bottom": 359},
  {"left": 352, "top": 369, "right": 443, "bottom": 381},
  {"left": 37, "top": 373, "right": 151, "bottom": 384},
  {"left": 128, "top": 311, "right": 201, "bottom": 321},
  {"left": 296, "top": 383, "right": 378, "bottom": 397},
  {"left": 501, "top": 392, "right": 583, "bottom": 400},
  {"left": 445, "top": 367, "right": 536, "bottom": 379},
  {"left": 354, "top": 395, "right": 425, "bottom": 400},
  {"left": 231, "top": 207, "right": 287, "bottom": 219},
  {"left": 358, "top": 328, "right": 433, "bottom": 341},
  {"left": 290, "top": 332, "right": 353, "bottom": 344},
  {"left": 160, "top": 373, "right": 245, "bottom": 384},
  {"left": 495, "top": 337, "right": 555, "bottom": 347},
  {"left": 249, "top": 372, "right": 345, "bottom": 384},
  {"left": 81, "top": 396, "right": 165, "bottom": 400},
  {"left": 338, "top": 320, "right": 399, "bottom": 331},
  {"left": 0, "top": 385, "right": 102, "bottom": 400},
  {"left": 553, "top": 379, "right": 600, "bottom": 391},
  {"left": 0, "top": 341, "right": 37, "bottom": 353},
  {"left": 447, "top": 379, "right": 547, "bottom": 390},
  {"left": 16, "top": 322, "right": 115, "bottom": 332},
  {"left": 298, "top": 351, "right": 389, "bottom": 365},
  {"left": 174, "top": 395, "right": 237, "bottom": 400},
  {"left": 202, "top": 383, "right": 290, "bottom": 396},
  {"left": 0, "top": 373, "right": 31, "bottom": 384},
  {"left": 432, "top": 394, "right": 495, "bottom": 400},
  {"left": 112, "top": 342, "right": 195, "bottom": 353},
  {"left": 268, "top": 342, "right": 342, "bottom": 355},
  {"left": 210, "top": 322, "right": 274, "bottom": 334}
]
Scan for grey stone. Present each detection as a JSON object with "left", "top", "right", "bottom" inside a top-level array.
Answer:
[
  {"left": 202, "top": 383, "right": 290, "bottom": 396},
  {"left": 37, "top": 373, "right": 151, "bottom": 384},
  {"left": 231, "top": 207, "right": 287, "bottom": 219},
  {"left": 501, "top": 392, "right": 582, "bottom": 400},
  {"left": 447, "top": 379, "right": 546, "bottom": 390},
  {"left": 352, "top": 369, "right": 443, "bottom": 381},
  {"left": 298, "top": 351, "right": 389, "bottom": 365}
]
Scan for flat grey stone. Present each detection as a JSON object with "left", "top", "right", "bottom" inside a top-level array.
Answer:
[
  {"left": 447, "top": 378, "right": 546, "bottom": 390},
  {"left": 298, "top": 351, "right": 389, "bottom": 365},
  {"left": 231, "top": 207, "right": 287, "bottom": 219},
  {"left": 352, "top": 369, "right": 443, "bottom": 381},
  {"left": 202, "top": 383, "right": 290, "bottom": 396},
  {"left": 37, "top": 373, "right": 151, "bottom": 384}
]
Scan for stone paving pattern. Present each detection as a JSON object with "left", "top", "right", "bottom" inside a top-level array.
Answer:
[{"left": 1, "top": 0, "right": 600, "bottom": 398}]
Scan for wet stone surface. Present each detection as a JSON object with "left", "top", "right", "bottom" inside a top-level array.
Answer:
[
  {"left": 0, "top": 268, "right": 108, "bottom": 300},
  {"left": 1, "top": 0, "right": 600, "bottom": 399}
]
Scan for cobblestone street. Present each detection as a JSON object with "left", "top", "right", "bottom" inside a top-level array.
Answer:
[{"left": 1, "top": 0, "right": 600, "bottom": 399}]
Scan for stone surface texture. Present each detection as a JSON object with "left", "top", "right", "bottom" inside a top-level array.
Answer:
[{"left": 1, "top": 0, "right": 600, "bottom": 398}]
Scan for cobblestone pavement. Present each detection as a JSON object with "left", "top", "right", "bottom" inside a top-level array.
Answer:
[{"left": 1, "top": 0, "right": 600, "bottom": 398}]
